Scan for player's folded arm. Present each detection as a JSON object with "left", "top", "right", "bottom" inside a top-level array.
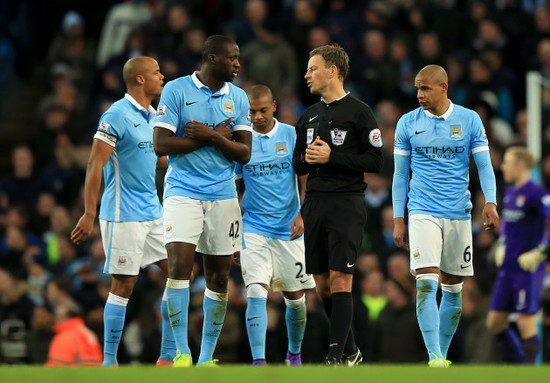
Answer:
[
  {"left": 212, "top": 129, "right": 252, "bottom": 164},
  {"left": 153, "top": 125, "right": 210, "bottom": 156}
]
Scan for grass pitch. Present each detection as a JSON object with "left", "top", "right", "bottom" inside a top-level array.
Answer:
[{"left": 2, "top": 365, "right": 549, "bottom": 383}]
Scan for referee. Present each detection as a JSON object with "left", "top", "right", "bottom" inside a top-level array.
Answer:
[{"left": 292, "top": 43, "right": 383, "bottom": 365}]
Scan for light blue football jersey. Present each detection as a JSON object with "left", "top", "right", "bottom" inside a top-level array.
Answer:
[
  {"left": 393, "top": 101, "right": 489, "bottom": 220},
  {"left": 94, "top": 94, "right": 162, "bottom": 222},
  {"left": 235, "top": 119, "right": 301, "bottom": 240},
  {"left": 154, "top": 72, "right": 252, "bottom": 201}
]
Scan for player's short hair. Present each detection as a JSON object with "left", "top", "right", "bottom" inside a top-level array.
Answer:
[
  {"left": 123, "top": 56, "right": 154, "bottom": 88},
  {"left": 247, "top": 84, "right": 273, "bottom": 101},
  {"left": 507, "top": 146, "right": 536, "bottom": 169},
  {"left": 202, "top": 35, "right": 236, "bottom": 61},
  {"left": 309, "top": 43, "right": 349, "bottom": 80}
]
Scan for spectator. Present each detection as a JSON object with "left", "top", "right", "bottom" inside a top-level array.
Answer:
[
  {"left": 223, "top": 0, "right": 268, "bottom": 47},
  {"left": 0, "top": 145, "right": 46, "bottom": 208},
  {"left": 26, "top": 305, "right": 55, "bottom": 364},
  {"left": 44, "top": 301, "right": 102, "bottom": 366},
  {"left": 25, "top": 251, "right": 51, "bottom": 306},
  {"left": 157, "top": 3, "right": 191, "bottom": 58},
  {"left": 96, "top": 0, "right": 152, "bottom": 67},
  {"left": 241, "top": 20, "right": 299, "bottom": 100},
  {"left": 373, "top": 278, "right": 424, "bottom": 363},
  {"left": 44, "top": 206, "right": 73, "bottom": 270},
  {"left": 47, "top": 11, "right": 96, "bottom": 95},
  {"left": 0, "top": 267, "right": 35, "bottom": 363}
]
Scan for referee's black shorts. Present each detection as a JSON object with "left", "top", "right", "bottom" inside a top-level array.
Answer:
[{"left": 301, "top": 194, "right": 367, "bottom": 275}]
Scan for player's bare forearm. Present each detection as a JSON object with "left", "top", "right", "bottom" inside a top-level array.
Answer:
[
  {"left": 82, "top": 139, "right": 112, "bottom": 218},
  {"left": 82, "top": 162, "right": 102, "bottom": 218},
  {"left": 211, "top": 130, "right": 251, "bottom": 164},
  {"left": 72, "top": 141, "right": 110, "bottom": 244},
  {"left": 153, "top": 127, "right": 209, "bottom": 156},
  {"left": 156, "top": 156, "right": 168, "bottom": 169}
]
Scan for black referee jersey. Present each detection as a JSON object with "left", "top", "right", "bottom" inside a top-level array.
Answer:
[{"left": 292, "top": 93, "right": 384, "bottom": 196}]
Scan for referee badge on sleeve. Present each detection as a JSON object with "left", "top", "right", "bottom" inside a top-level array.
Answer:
[{"left": 369, "top": 128, "right": 383, "bottom": 147}]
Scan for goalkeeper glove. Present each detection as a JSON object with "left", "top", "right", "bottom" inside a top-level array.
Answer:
[
  {"left": 517, "top": 244, "right": 549, "bottom": 272},
  {"left": 493, "top": 237, "right": 505, "bottom": 267}
]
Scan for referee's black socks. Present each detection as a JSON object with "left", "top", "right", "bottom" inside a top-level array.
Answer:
[
  {"left": 322, "top": 295, "right": 358, "bottom": 356},
  {"left": 326, "top": 292, "right": 354, "bottom": 360}
]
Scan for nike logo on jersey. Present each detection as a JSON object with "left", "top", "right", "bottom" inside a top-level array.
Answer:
[
  {"left": 299, "top": 279, "right": 310, "bottom": 284},
  {"left": 110, "top": 329, "right": 123, "bottom": 333},
  {"left": 247, "top": 316, "right": 261, "bottom": 321},
  {"left": 415, "top": 130, "right": 426, "bottom": 135},
  {"left": 213, "top": 321, "right": 224, "bottom": 325},
  {"left": 309, "top": 115, "right": 318, "bottom": 122},
  {"left": 134, "top": 123, "right": 141, "bottom": 127},
  {"left": 460, "top": 264, "right": 471, "bottom": 269},
  {"left": 185, "top": 101, "right": 198, "bottom": 106},
  {"left": 347, "top": 263, "right": 355, "bottom": 268},
  {"left": 169, "top": 310, "right": 182, "bottom": 318}
]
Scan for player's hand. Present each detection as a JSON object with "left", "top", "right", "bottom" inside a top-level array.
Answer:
[
  {"left": 289, "top": 213, "right": 304, "bottom": 240},
  {"left": 184, "top": 120, "right": 216, "bottom": 141},
  {"left": 493, "top": 238, "right": 505, "bottom": 267},
  {"left": 232, "top": 251, "right": 241, "bottom": 266},
  {"left": 214, "top": 118, "right": 234, "bottom": 140},
  {"left": 393, "top": 218, "right": 409, "bottom": 250},
  {"left": 71, "top": 213, "right": 95, "bottom": 245},
  {"left": 483, "top": 203, "right": 499, "bottom": 231},
  {"left": 305, "top": 137, "right": 331, "bottom": 164},
  {"left": 517, "top": 246, "right": 547, "bottom": 272}
]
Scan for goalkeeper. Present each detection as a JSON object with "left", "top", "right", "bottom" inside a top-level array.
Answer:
[{"left": 487, "top": 146, "right": 549, "bottom": 364}]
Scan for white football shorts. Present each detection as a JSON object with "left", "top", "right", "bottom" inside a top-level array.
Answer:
[
  {"left": 241, "top": 232, "right": 316, "bottom": 291},
  {"left": 163, "top": 196, "right": 242, "bottom": 255},
  {"left": 408, "top": 213, "right": 474, "bottom": 276},
  {"left": 100, "top": 218, "right": 167, "bottom": 276}
]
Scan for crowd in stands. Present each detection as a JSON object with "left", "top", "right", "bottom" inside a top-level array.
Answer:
[{"left": 1, "top": 0, "right": 550, "bottom": 364}]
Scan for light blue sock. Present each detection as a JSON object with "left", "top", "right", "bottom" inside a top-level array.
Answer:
[
  {"left": 160, "top": 289, "right": 177, "bottom": 361},
  {"left": 416, "top": 276, "right": 443, "bottom": 361},
  {"left": 439, "top": 284, "right": 462, "bottom": 359},
  {"left": 197, "top": 288, "right": 228, "bottom": 364},
  {"left": 246, "top": 297, "right": 268, "bottom": 360},
  {"left": 103, "top": 293, "right": 128, "bottom": 367},
  {"left": 166, "top": 279, "right": 191, "bottom": 355},
  {"left": 285, "top": 297, "right": 307, "bottom": 354}
]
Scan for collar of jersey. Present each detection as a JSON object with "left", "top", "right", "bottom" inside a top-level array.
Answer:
[
  {"left": 422, "top": 99, "right": 454, "bottom": 120},
  {"left": 191, "top": 71, "right": 230, "bottom": 95},
  {"left": 321, "top": 91, "right": 350, "bottom": 105},
  {"left": 252, "top": 118, "right": 279, "bottom": 138},
  {"left": 124, "top": 93, "right": 156, "bottom": 115}
]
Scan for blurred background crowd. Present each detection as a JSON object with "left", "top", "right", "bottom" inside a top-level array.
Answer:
[{"left": 1, "top": 0, "right": 550, "bottom": 365}]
